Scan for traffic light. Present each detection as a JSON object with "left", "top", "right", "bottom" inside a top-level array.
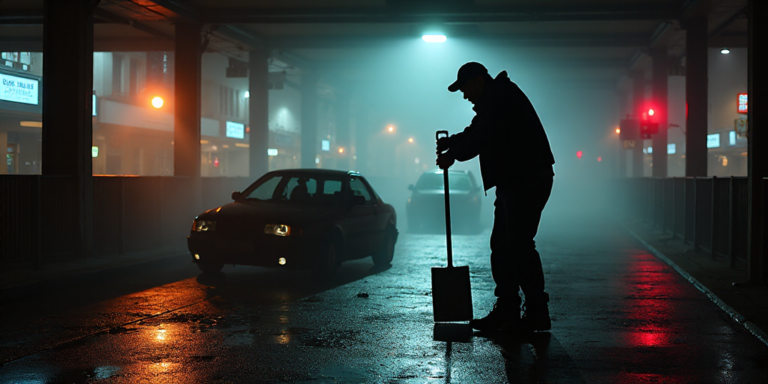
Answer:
[
  {"left": 639, "top": 108, "right": 658, "bottom": 139},
  {"left": 576, "top": 150, "right": 583, "bottom": 159}
]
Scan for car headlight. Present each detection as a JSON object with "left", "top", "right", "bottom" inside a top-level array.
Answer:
[
  {"left": 264, "top": 224, "right": 296, "bottom": 236},
  {"left": 193, "top": 220, "right": 216, "bottom": 232}
]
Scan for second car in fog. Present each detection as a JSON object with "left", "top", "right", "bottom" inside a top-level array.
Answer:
[
  {"left": 187, "top": 169, "right": 398, "bottom": 276},
  {"left": 406, "top": 169, "right": 482, "bottom": 234}
]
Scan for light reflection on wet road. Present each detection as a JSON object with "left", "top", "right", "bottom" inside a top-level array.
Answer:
[{"left": 1, "top": 215, "right": 766, "bottom": 383}]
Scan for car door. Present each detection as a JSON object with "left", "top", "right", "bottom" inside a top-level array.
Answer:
[{"left": 346, "top": 176, "right": 378, "bottom": 256}]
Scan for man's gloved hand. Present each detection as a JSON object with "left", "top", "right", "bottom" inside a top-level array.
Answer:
[
  {"left": 436, "top": 137, "right": 450, "bottom": 153},
  {"left": 436, "top": 153, "right": 455, "bottom": 170}
]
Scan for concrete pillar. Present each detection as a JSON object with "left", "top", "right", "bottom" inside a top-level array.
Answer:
[
  {"left": 42, "top": 0, "right": 95, "bottom": 259},
  {"left": 173, "top": 23, "right": 201, "bottom": 179},
  {"left": 684, "top": 18, "right": 709, "bottom": 177},
  {"left": 248, "top": 47, "right": 268, "bottom": 178},
  {"left": 618, "top": 91, "right": 628, "bottom": 177},
  {"left": 336, "top": 92, "right": 350, "bottom": 171},
  {"left": 747, "top": 0, "right": 768, "bottom": 283},
  {"left": 651, "top": 49, "right": 669, "bottom": 178},
  {"left": 301, "top": 72, "right": 318, "bottom": 168},
  {"left": 631, "top": 71, "right": 645, "bottom": 178}
]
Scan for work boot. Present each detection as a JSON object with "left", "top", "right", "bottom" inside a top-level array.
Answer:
[
  {"left": 520, "top": 292, "right": 551, "bottom": 332},
  {"left": 469, "top": 298, "right": 520, "bottom": 332}
]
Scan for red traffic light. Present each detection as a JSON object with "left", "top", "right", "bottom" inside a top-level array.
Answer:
[
  {"left": 648, "top": 108, "right": 655, "bottom": 117},
  {"left": 576, "top": 150, "right": 583, "bottom": 159}
]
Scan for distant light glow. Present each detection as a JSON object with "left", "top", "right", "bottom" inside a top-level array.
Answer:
[
  {"left": 615, "top": 128, "right": 621, "bottom": 134},
  {"left": 720, "top": 48, "right": 730, "bottom": 54},
  {"left": 268, "top": 148, "right": 278, "bottom": 156},
  {"left": 387, "top": 126, "right": 395, "bottom": 133},
  {"left": 278, "top": 257, "right": 287, "bottom": 266},
  {"left": 20, "top": 121, "right": 42, "bottom": 128},
  {"left": 244, "top": 91, "right": 250, "bottom": 98},
  {"left": 151, "top": 96, "right": 164, "bottom": 109},
  {"left": 422, "top": 34, "right": 447, "bottom": 43},
  {"left": 408, "top": 138, "right": 414, "bottom": 143},
  {"left": 597, "top": 157, "right": 602, "bottom": 162},
  {"left": 338, "top": 147, "right": 344, "bottom": 154},
  {"left": 668, "top": 143, "right": 676, "bottom": 154},
  {"left": 576, "top": 150, "right": 583, "bottom": 159},
  {"left": 648, "top": 108, "right": 655, "bottom": 116}
]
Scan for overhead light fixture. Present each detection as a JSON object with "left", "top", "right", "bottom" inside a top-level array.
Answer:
[
  {"left": 20, "top": 121, "right": 42, "bottom": 128},
  {"left": 720, "top": 48, "right": 730, "bottom": 54},
  {"left": 422, "top": 34, "right": 446, "bottom": 43},
  {"left": 244, "top": 91, "right": 250, "bottom": 98}
]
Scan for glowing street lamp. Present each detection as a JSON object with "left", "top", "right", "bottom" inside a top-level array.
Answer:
[
  {"left": 338, "top": 147, "right": 345, "bottom": 154},
  {"left": 408, "top": 138, "right": 414, "bottom": 143},
  {"left": 387, "top": 125, "right": 395, "bottom": 133},
  {"left": 615, "top": 127, "right": 621, "bottom": 134},
  {"left": 151, "top": 96, "right": 164, "bottom": 109},
  {"left": 422, "top": 34, "right": 447, "bottom": 43}
]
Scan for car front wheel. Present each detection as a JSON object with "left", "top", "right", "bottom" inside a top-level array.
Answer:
[
  {"left": 197, "top": 260, "right": 224, "bottom": 273},
  {"left": 372, "top": 227, "right": 396, "bottom": 267},
  {"left": 312, "top": 240, "right": 338, "bottom": 279}
]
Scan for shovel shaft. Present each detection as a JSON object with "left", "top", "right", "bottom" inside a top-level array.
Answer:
[{"left": 436, "top": 130, "right": 453, "bottom": 268}]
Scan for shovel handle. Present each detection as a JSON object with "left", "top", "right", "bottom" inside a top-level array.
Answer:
[{"left": 436, "top": 130, "right": 453, "bottom": 268}]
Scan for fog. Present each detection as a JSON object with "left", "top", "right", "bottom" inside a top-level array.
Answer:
[{"left": 275, "top": 37, "right": 623, "bottom": 231}]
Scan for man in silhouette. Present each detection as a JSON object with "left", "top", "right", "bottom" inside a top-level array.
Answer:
[{"left": 436, "top": 62, "right": 555, "bottom": 333}]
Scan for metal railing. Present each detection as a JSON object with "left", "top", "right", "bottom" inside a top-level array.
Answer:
[
  {"left": 626, "top": 176, "right": 750, "bottom": 266},
  {"left": 1, "top": 175, "right": 254, "bottom": 270}
]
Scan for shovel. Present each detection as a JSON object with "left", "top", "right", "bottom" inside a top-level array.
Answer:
[{"left": 431, "top": 130, "right": 473, "bottom": 322}]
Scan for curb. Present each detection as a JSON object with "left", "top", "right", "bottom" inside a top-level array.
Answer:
[{"left": 622, "top": 224, "right": 768, "bottom": 349}]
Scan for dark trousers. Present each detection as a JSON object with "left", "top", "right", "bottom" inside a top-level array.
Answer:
[{"left": 490, "top": 176, "right": 553, "bottom": 305}]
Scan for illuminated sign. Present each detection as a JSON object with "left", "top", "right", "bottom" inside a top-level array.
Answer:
[
  {"left": 667, "top": 143, "right": 676, "bottom": 154},
  {"left": 737, "top": 93, "right": 748, "bottom": 114},
  {"left": 321, "top": 140, "right": 330, "bottom": 151},
  {"left": 92, "top": 94, "right": 97, "bottom": 116},
  {"left": 268, "top": 148, "right": 278, "bottom": 156},
  {"left": 92, "top": 146, "right": 99, "bottom": 158},
  {"left": 0, "top": 73, "right": 38, "bottom": 105},
  {"left": 226, "top": 121, "right": 245, "bottom": 139},
  {"left": 707, "top": 133, "right": 720, "bottom": 148}
]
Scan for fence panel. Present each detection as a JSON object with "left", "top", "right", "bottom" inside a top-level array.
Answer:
[
  {"left": 663, "top": 178, "right": 674, "bottom": 233},
  {"left": 731, "top": 177, "right": 749, "bottom": 264},
  {"left": 0, "top": 175, "right": 39, "bottom": 268},
  {"left": 673, "top": 178, "right": 686, "bottom": 239},
  {"left": 122, "top": 177, "right": 163, "bottom": 252},
  {"left": 695, "top": 178, "right": 713, "bottom": 251},
  {"left": 711, "top": 177, "right": 731, "bottom": 258},
  {"left": 684, "top": 178, "right": 696, "bottom": 244},
  {"left": 653, "top": 179, "right": 664, "bottom": 228},
  {"left": 40, "top": 176, "right": 78, "bottom": 261},
  {"left": 93, "top": 177, "right": 124, "bottom": 256}
]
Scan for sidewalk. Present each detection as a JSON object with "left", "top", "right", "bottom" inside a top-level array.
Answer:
[
  {"left": 622, "top": 218, "right": 768, "bottom": 346},
  {"left": 0, "top": 246, "right": 188, "bottom": 291}
]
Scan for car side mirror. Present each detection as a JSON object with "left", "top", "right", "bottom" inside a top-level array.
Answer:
[
  {"left": 408, "top": 184, "right": 414, "bottom": 191},
  {"left": 231, "top": 191, "right": 241, "bottom": 200},
  {"left": 351, "top": 195, "right": 366, "bottom": 206}
]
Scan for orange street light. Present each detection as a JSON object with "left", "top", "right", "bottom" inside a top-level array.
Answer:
[
  {"left": 387, "top": 125, "right": 395, "bottom": 133},
  {"left": 151, "top": 96, "right": 164, "bottom": 109},
  {"left": 338, "top": 147, "right": 345, "bottom": 154},
  {"left": 615, "top": 127, "right": 621, "bottom": 134},
  {"left": 408, "top": 138, "right": 414, "bottom": 143}
]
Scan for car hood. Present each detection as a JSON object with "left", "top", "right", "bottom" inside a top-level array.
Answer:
[
  {"left": 413, "top": 189, "right": 472, "bottom": 196},
  {"left": 198, "top": 201, "right": 343, "bottom": 225}
]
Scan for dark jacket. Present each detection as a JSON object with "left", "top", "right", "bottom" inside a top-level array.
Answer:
[{"left": 447, "top": 71, "right": 555, "bottom": 192}]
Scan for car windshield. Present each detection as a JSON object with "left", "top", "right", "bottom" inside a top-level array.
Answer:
[
  {"left": 242, "top": 174, "right": 346, "bottom": 205},
  {"left": 416, "top": 172, "right": 472, "bottom": 191}
]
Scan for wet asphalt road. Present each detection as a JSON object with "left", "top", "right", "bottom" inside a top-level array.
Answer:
[{"left": 1, "top": 214, "right": 767, "bottom": 383}]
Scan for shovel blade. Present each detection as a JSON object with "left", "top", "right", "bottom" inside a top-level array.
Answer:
[{"left": 431, "top": 266, "right": 473, "bottom": 322}]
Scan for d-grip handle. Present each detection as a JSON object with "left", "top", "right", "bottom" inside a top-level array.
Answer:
[{"left": 436, "top": 130, "right": 448, "bottom": 141}]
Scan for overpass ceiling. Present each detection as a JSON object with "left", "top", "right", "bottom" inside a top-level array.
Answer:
[{"left": 0, "top": 0, "right": 749, "bottom": 90}]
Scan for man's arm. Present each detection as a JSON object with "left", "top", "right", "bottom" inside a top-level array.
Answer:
[{"left": 446, "top": 116, "right": 484, "bottom": 162}]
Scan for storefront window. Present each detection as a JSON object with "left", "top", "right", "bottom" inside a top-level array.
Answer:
[
  {"left": 92, "top": 51, "right": 175, "bottom": 176},
  {"left": 0, "top": 51, "right": 43, "bottom": 175}
]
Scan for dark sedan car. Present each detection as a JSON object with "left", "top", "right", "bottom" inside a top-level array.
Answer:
[
  {"left": 406, "top": 169, "right": 482, "bottom": 234},
  {"left": 188, "top": 169, "right": 398, "bottom": 276}
]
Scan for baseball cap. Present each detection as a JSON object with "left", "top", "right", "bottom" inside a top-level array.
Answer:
[{"left": 448, "top": 62, "right": 488, "bottom": 92}]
